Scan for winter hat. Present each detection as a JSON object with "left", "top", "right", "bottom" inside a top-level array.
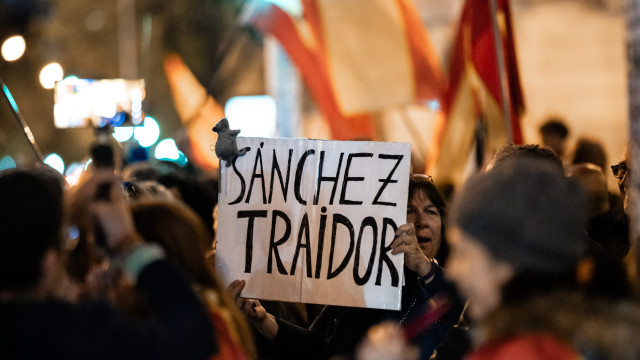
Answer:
[{"left": 451, "top": 158, "right": 588, "bottom": 273}]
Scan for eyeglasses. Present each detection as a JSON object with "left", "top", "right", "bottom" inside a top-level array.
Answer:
[
  {"left": 123, "top": 181, "right": 138, "bottom": 199},
  {"left": 611, "top": 162, "right": 628, "bottom": 180}
]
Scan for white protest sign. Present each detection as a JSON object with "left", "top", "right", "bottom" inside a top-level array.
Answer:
[{"left": 216, "top": 138, "right": 411, "bottom": 310}]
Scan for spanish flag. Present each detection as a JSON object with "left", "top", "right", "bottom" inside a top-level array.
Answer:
[
  {"left": 248, "top": 0, "right": 446, "bottom": 141},
  {"left": 430, "top": 0, "right": 524, "bottom": 187},
  {"left": 164, "top": 53, "right": 223, "bottom": 171}
]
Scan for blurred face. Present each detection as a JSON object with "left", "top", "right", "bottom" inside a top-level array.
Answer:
[
  {"left": 612, "top": 148, "right": 629, "bottom": 212},
  {"left": 406, "top": 189, "right": 442, "bottom": 259},
  {"left": 446, "top": 228, "right": 514, "bottom": 321}
]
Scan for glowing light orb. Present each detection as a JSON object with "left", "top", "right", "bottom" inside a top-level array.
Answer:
[
  {"left": 44, "top": 153, "right": 65, "bottom": 174},
  {"left": 224, "top": 95, "right": 276, "bottom": 137},
  {"left": 39, "top": 63, "right": 64, "bottom": 89},
  {"left": 154, "top": 138, "right": 180, "bottom": 160},
  {"left": 134, "top": 116, "right": 160, "bottom": 148},
  {"left": 154, "top": 138, "right": 188, "bottom": 166},
  {"left": 0, "top": 155, "right": 16, "bottom": 170},
  {"left": 113, "top": 126, "right": 134, "bottom": 142},
  {"left": 1, "top": 35, "right": 26, "bottom": 62},
  {"left": 64, "top": 162, "right": 86, "bottom": 186}
]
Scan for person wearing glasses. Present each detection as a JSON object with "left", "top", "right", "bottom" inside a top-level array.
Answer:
[
  {"left": 447, "top": 157, "right": 640, "bottom": 360},
  {"left": 228, "top": 174, "right": 465, "bottom": 360},
  {"left": 611, "top": 146, "right": 630, "bottom": 213}
]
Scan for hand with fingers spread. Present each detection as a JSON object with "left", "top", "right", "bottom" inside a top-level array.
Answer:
[
  {"left": 227, "top": 279, "right": 279, "bottom": 340},
  {"left": 391, "top": 223, "right": 433, "bottom": 278}
]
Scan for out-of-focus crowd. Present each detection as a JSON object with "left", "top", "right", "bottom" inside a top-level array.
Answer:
[{"left": 1, "top": 118, "right": 639, "bottom": 360}]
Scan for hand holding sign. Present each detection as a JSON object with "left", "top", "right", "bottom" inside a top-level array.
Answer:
[
  {"left": 216, "top": 138, "right": 411, "bottom": 309},
  {"left": 391, "top": 224, "right": 433, "bottom": 279},
  {"left": 226, "top": 279, "right": 278, "bottom": 340}
]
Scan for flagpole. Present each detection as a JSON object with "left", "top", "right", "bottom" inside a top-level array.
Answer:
[
  {"left": 489, "top": 0, "right": 514, "bottom": 144},
  {"left": 0, "top": 75, "right": 44, "bottom": 163},
  {"left": 208, "top": 0, "right": 260, "bottom": 90}
]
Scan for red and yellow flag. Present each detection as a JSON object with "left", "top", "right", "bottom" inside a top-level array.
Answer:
[
  {"left": 163, "top": 53, "right": 223, "bottom": 171},
  {"left": 248, "top": 0, "right": 445, "bottom": 141},
  {"left": 430, "top": 0, "right": 524, "bottom": 186}
]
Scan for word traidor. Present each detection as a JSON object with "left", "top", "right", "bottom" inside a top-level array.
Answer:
[
  {"left": 217, "top": 138, "right": 411, "bottom": 309},
  {"left": 238, "top": 207, "right": 400, "bottom": 287}
]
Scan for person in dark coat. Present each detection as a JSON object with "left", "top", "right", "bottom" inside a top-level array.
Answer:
[
  {"left": 0, "top": 168, "right": 217, "bottom": 360},
  {"left": 447, "top": 158, "right": 640, "bottom": 360}
]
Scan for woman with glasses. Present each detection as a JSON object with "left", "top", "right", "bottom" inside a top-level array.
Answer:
[
  {"left": 228, "top": 174, "right": 465, "bottom": 360},
  {"left": 611, "top": 146, "right": 630, "bottom": 212}
]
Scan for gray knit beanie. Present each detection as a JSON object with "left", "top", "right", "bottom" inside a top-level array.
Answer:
[{"left": 451, "top": 158, "right": 588, "bottom": 273}]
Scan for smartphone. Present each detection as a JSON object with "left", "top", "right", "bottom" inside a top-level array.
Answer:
[{"left": 53, "top": 78, "right": 145, "bottom": 128}]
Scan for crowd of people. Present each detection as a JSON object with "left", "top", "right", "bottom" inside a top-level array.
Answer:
[{"left": 1, "top": 118, "right": 640, "bottom": 359}]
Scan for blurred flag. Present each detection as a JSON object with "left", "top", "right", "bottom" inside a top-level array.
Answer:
[
  {"left": 163, "top": 53, "right": 222, "bottom": 170},
  {"left": 430, "top": 0, "right": 524, "bottom": 186},
  {"left": 248, "top": 0, "right": 445, "bottom": 141}
]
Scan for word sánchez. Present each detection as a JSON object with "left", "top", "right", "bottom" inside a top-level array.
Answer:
[
  {"left": 239, "top": 207, "right": 401, "bottom": 288},
  {"left": 227, "top": 143, "right": 405, "bottom": 207}
]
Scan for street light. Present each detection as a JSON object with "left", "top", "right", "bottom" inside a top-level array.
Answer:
[
  {"left": 39, "top": 62, "right": 63, "bottom": 89},
  {"left": 1, "top": 35, "right": 26, "bottom": 62}
]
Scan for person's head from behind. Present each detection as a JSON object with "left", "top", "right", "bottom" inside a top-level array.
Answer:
[
  {"left": 131, "top": 200, "right": 213, "bottom": 287},
  {"left": 157, "top": 173, "right": 218, "bottom": 239},
  {"left": 447, "top": 158, "right": 587, "bottom": 321},
  {"left": 539, "top": 117, "right": 569, "bottom": 157},
  {"left": 571, "top": 137, "right": 607, "bottom": 170},
  {"left": 407, "top": 174, "right": 447, "bottom": 262},
  {"left": 0, "top": 169, "right": 64, "bottom": 293},
  {"left": 121, "top": 161, "right": 160, "bottom": 182},
  {"left": 131, "top": 199, "right": 256, "bottom": 357},
  {"left": 486, "top": 143, "right": 563, "bottom": 171},
  {"left": 566, "top": 163, "right": 610, "bottom": 218}
]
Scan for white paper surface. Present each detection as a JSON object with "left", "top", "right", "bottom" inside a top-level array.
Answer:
[{"left": 216, "top": 138, "right": 410, "bottom": 310}]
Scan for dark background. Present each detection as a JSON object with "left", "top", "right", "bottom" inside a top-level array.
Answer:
[{"left": 0, "top": 0, "right": 265, "bottom": 167}]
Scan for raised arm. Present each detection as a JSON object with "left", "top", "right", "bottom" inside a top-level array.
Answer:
[{"left": 70, "top": 170, "right": 218, "bottom": 359}]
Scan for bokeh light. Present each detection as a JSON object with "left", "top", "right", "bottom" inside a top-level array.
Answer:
[
  {"left": 64, "top": 162, "right": 86, "bottom": 186},
  {"left": 83, "top": 158, "right": 93, "bottom": 171},
  {"left": 44, "top": 153, "right": 65, "bottom": 174},
  {"left": 0, "top": 155, "right": 16, "bottom": 170},
  {"left": 224, "top": 95, "right": 277, "bottom": 137},
  {"left": 154, "top": 138, "right": 180, "bottom": 160},
  {"left": 154, "top": 138, "right": 188, "bottom": 166},
  {"left": 39, "top": 62, "right": 64, "bottom": 89},
  {"left": 113, "top": 126, "right": 134, "bottom": 142},
  {"left": 1, "top": 35, "right": 26, "bottom": 62},
  {"left": 134, "top": 116, "right": 160, "bottom": 147}
]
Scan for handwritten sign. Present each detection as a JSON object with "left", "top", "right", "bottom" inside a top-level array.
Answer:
[{"left": 216, "top": 138, "right": 411, "bottom": 310}]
